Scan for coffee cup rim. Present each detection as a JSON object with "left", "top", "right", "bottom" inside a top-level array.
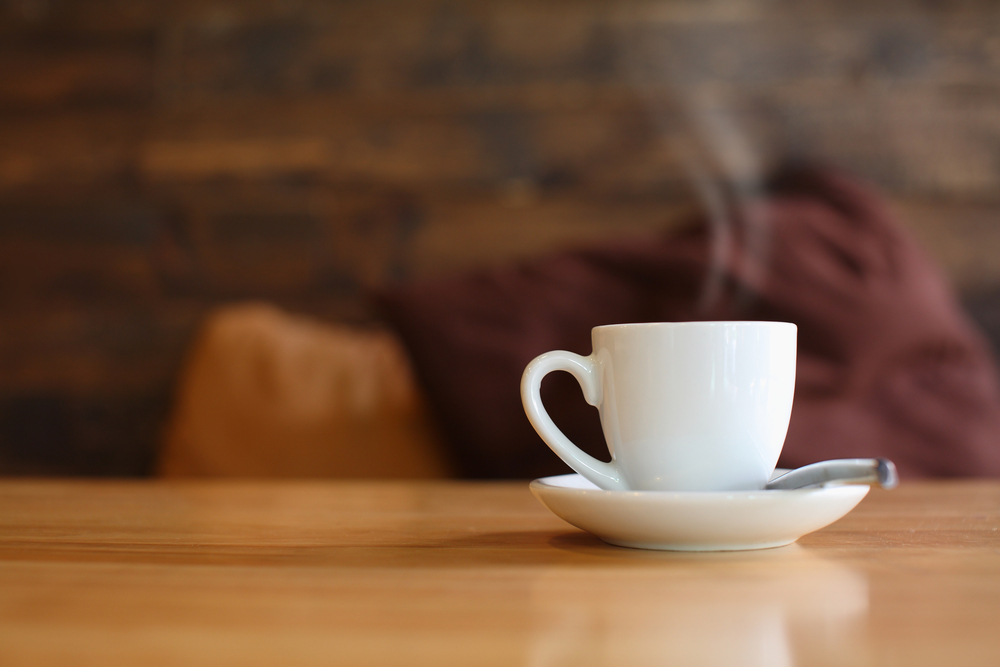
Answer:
[{"left": 593, "top": 320, "right": 797, "bottom": 332}]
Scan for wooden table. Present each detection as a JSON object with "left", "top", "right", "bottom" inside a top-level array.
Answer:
[{"left": 1, "top": 479, "right": 998, "bottom": 666}]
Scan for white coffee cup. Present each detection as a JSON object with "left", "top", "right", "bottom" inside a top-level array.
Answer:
[{"left": 521, "top": 321, "right": 797, "bottom": 492}]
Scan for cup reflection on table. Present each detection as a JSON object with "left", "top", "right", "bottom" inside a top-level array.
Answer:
[{"left": 527, "top": 546, "right": 870, "bottom": 667}]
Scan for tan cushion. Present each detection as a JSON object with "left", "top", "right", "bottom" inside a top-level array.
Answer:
[{"left": 159, "top": 303, "right": 451, "bottom": 478}]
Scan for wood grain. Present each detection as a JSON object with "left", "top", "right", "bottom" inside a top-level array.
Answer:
[{"left": 0, "top": 479, "right": 997, "bottom": 666}]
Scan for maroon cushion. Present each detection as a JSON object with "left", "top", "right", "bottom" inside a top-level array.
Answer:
[{"left": 377, "top": 166, "right": 1000, "bottom": 480}]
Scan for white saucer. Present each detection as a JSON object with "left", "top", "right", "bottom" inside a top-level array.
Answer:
[{"left": 529, "top": 472, "right": 869, "bottom": 552}]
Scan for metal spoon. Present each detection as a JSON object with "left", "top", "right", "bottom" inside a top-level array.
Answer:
[{"left": 765, "top": 458, "right": 899, "bottom": 490}]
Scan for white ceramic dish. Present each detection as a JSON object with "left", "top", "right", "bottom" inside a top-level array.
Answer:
[{"left": 529, "top": 472, "right": 869, "bottom": 552}]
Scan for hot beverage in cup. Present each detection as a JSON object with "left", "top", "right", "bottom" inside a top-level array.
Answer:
[{"left": 521, "top": 321, "right": 797, "bottom": 492}]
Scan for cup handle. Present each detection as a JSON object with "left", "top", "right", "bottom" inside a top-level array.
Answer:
[{"left": 521, "top": 351, "right": 626, "bottom": 491}]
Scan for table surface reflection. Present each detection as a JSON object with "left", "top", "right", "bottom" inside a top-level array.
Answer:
[{"left": 0, "top": 479, "right": 998, "bottom": 666}]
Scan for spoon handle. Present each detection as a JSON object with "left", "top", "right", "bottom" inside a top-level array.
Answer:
[{"left": 765, "top": 458, "right": 899, "bottom": 490}]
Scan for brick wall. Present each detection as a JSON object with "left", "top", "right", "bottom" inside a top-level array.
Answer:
[{"left": 2, "top": 0, "right": 999, "bottom": 475}]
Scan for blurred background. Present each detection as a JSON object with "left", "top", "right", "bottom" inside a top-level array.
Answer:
[{"left": 2, "top": 0, "right": 1000, "bottom": 477}]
